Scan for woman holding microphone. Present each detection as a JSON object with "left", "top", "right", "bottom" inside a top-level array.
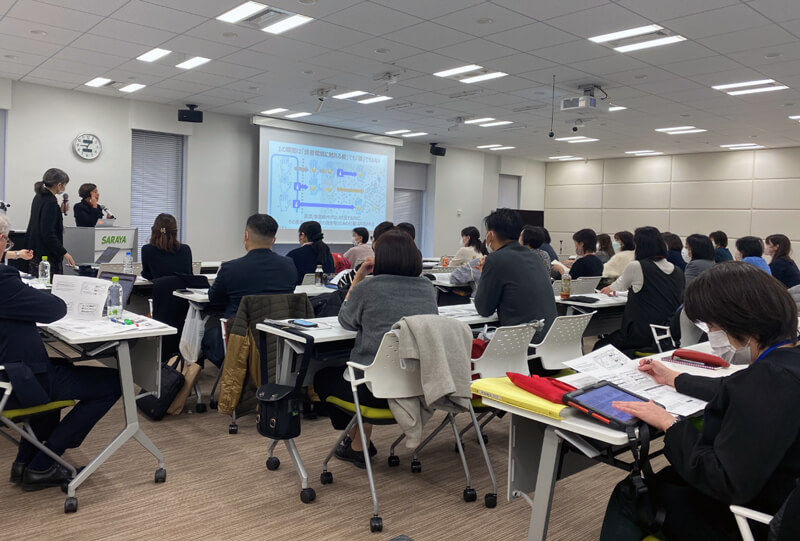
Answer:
[
  {"left": 24, "top": 168, "right": 75, "bottom": 275},
  {"left": 73, "top": 183, "right": 112, "bottom": 227}
]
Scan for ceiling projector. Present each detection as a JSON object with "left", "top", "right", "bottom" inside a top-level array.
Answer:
[{"left": 560, "top": 95, "right": 609, "bottom": 113}]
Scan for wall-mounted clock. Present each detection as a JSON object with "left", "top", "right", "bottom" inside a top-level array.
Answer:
[{"left": 73, "top": 133, "right": 102, "bottom": 160}]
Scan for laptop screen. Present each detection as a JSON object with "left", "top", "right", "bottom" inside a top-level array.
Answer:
[
  {"left": 96, "top": 271, "right": 136, "bottom": 307},
  {"left": 95, "top": 247, "right": 120, "bottom": 265}
]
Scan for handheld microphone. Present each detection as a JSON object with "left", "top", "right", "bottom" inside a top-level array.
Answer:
[
  {"left": 559, "top": 240, "right": 563, "bottom": 256},
  {"left": 0, "top": 200, "right": 9, "bottom": 212},
  {"left": 61, "top": 193, "right": 69, "bottom": 215},
  {"left": 100, "top": 205, "right": 115, "bottom": 219}
]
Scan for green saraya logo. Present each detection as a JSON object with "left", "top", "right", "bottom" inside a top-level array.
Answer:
[{"left": 101, "top": 235, "right": 126, "bottom": 245}]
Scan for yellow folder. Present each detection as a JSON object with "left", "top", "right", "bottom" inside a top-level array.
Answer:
[{"left": 471, "top": 377, "right": 568, "bottom": 420}]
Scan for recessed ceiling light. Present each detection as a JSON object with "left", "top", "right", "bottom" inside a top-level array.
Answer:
[
  {"left": 480, "top": 120, "right": 513, "bottom": 127},
  {"left": 589, "top": 24, "right": 663, "bottom": 44},
  {"left": 477, "top": 144, "right": 502, "bottom": 149},
  {"left": 248, "top": 86, "right": 259, "bottom": 90},
  {"left": 285, "top": 111, "right": 311, "bottom": 118},
  {"left": 223, "top": 32, "right": 239, "bottom": 38},
  {"left": 614, "top": 35, "right": 686, "bottom": 53},
  {"left": 765, "top": 52, "right": 782, "bottom": 59},
  {"left": 217, "top": 2, "right": 267, "bottom": 23},
  {"left": 655, "top": 126, "right": 695, "bottom": 132},
  {"left": 333, "top": 90, "right": 368, "bottom": 100},
  {"left": 633, "top": 74, "right": 648, "bottom": 80},
  {"left": 263, "top": 14, "right": 313, "bottom": 34},
  {"left": 385, "top": 129, "right": 411, "bottom": 135},
  {"left": 401, "top": 132, "right": 427, "bottom": 138},
  {"left": 127, "top": 76, "right": 137, "bottom": 80},
  {"left": 460, "top": 71, "right": 507, "bottom": 84},
  {"left": 30, "top": 29, "right": 47, "bottom": 36},
  {"left": 302, "top": 70, "right": 313, "bottom": 75},
  {"left": 3, "top": 54, "right": 17, "bottom": 60},
  {"left": 85, "top": 77, "right": 112, "bottom": 88},
  {"left": 298, "top": 0, "right": 316, "bottom": 4},
  {"left": 490, "top": 146, "right": 515, "bottom": 150},
  {"left": 727, "top": 85, "right": 789, "bottom": 96},
  {"left": 477, "top": 18, "right": 493, "bottom": 24},
  {"left": 137, "top": 48, "right": 171, "bottom": 62},
  {"left": 665, "top": 129, "right": 707, "bottom": 134},
  {"left": 261, "top": 108, "right": 288, "bottom": 114},
  {"left": 120, "top": 83, "right": 145, "bottom": 93},
  {"left": 608, "top": 105, "right": 627, "bottom": 112},
  {"left": 434, "top": 64, "right": 482, "bottom": 78},
  {"left": 465, "top": 117, "right": 495, "bottom": 124},
  {"left": 711, "top": 79, "right": 775, "bottom": 91},
  {"left": 357, "top": 95, "right": 392, "bottom": 104},
  {"left": 374, "top": 48, "right": 391, "bottom": 54},
  {"left": 176, "top": 56, "right": 210, "bottom": 69}
]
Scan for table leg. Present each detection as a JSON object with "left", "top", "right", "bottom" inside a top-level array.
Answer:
[{"left": 526, "top": 426, "right": 563, "bottom": 541}]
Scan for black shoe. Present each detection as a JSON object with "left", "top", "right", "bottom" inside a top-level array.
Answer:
[
  {"left": 22, "top": 463, "right": 74, "bottom": 492},
  {"left": 342, "top": 435, "right": 377, "bottom": 458},
  {"left": 335, "top": 441, "right": 368, "bottom": 469},
  {"left": 10, "top": 462, "right": 26, "bottom": 484}
]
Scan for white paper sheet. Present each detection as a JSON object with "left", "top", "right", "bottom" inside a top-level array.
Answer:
[{"left": 51, "top": 275, "right": 111, "bottom": 321}]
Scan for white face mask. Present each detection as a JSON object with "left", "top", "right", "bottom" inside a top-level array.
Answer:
[
  {"left": 352, "top": 238, "right": 359, "bottom": 246},
  {"left": 485, "top": 232, "right": 494, "bottom": 254},
  {"left": 612, "top": 240, "right": 621, "bottom": 252},
  {"left": 681, "top": 247, "right": 691, "bottom": 263},
  {"left": 708, "top": 330, "right": 751, "bottom": 365}
]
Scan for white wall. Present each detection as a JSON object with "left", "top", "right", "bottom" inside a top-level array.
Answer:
[{"left": 544, "top": 149, "right": 800, "bottom": 257}]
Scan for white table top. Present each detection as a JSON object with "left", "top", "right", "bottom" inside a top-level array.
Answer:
[
  {"left": 172, "top": 284, "right": 337, "bottom": 303},
  {"left": 42, "top": 311, "right": 177, "bottom": 345},
  {"left": 135, "top": 273, "right": 218, "bottom": 287},
  {"left": 555, "top": 292, "right": 628, "bottom": 309}
]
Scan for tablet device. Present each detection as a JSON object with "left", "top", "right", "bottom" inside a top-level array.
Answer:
[{"left": 563, "top": 381, "right": 649, "bottom": 429}]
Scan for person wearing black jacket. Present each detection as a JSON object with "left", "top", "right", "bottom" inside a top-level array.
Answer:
[
  {"left": 24, "top": 168, "right": 75, "bottom": 274},
  {"left": 568, "top": 228, "right": 605, "bottom": 279},
  {"left": 0, "top": 215, "right": 121, "bottom": 491},
  {"left": 73, "top": 183, "right": 110, "bottom": 227},
  {"left": 141, "top": 213, "right": 192, "bottom": 280},
  {"left": 287, "top": 220, "right": 334, "bottom": 284},
  {"left": 600, "top": 262, "right": 800, "bottom": 541}
]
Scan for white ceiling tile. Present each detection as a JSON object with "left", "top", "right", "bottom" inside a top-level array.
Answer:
[
  {"left": 402, "top": 74, "right": 465, "bottom": 92},
  {"left": 155, "top": 78, "right": 214, "bottom": 94},
  {"left": 466, "top": 74, "right": 536, "bottom": 93},
  {"left": 747, "top": 0, "right": 800, "bottom": 22},
  {"left": 625, "top": 40, "right": 718, "bottom": 66},
  {"left": 373, "top": 0, "right": 480, "bottom": 19},
  {"left": 53, "top": 48, "right": 129, "bottom": 70},
  {"left": 519, "top": 65, "right": 594, "bottom": 86},
  {"left": 569, "top": 54, "right": 650, "bottom": 76},
  {"left": 36, "top": 0, "right": 129, "bottom": 16},
  {"left": 324, "top": 3, "right": 422, "bottom": 36},
  {"left": 660, "top": 55, "right": 743, "bottom": 78},
  {"left": 0, "top": 49, "right": 47, "bottom": 66},
  {"left": 182, "top": 93, "right": 237, "bottom": 108},
  {"left": 664, "top": 4, "right": 773, "bottom": 39},
  {"left": 111, "top": 1, "right": 207, "bottom": 33},
  {"left": 24, "top": 66, "right": 92, "bottom": 84},
  {"left": 161, "top": 35, "right": 240, "bottom": 60},
  {"left": 90, "top": 18, "right": 178, "bottom": 46},
  {"left": 209, "top": 101, "right": 263, "bottom": 115},
  {"left": 0, "top": 60, "right": 32, "bottom": 76},
  {"left": 140, "top": 0, "right": 243, "bottom": 18},
  {"left": 0, "top": 0, "right": 18, "bottom": 17},
  {"left": 687, "top": 67, "right": 773, "bottom": 87},
  {"left": 263, "top": 0, "right": 365, "bottom": 19},
  {"left": 99, "top": 68, "right": 163, "bottom": 86},
  {"left": 221, "top": 49, "right": 285, "bottom": 71},
  {"left": 491, "top": 0, "right": 610, "bottom": 21},
  {"left": 22, "top": 74, "right": 77, "bottom": 88},
  {"left": 0, "top": 33, "right": 62, "bottom": 55},
  {"left": 469, "top": 92, "right": 529, "bottom": 106},
  {"left": 0, "top": 16, "right": 80, "bottom": 44},
  {"left": 338, "top": 37, "right": 423, "bottom": 63},
  {"left": 173, "top": 70, "right": 238, "bottom": 88},
  {"left": 532, "top": 40, "right": 614, "bottom": 65},
  {"left": 282, "top": 19, "right": 372, "bottom": 49},
  {"left": 435, "top": 39, "right": 519, "bottom": 64},
  {"left": 39, "top": 57, "right": 106, "bottom": 76},
  {"left": 194, "top": 61, "right": 263, "bottom": 80},
  {"left": 303, "top": 51, "right": 393, "bottom": 75},
  {"left": 383, "top": 22, "right": 472, "bottom": 51},
  {"left": 432, "top": 3, "right": 535, "bottom": 37},
  {"left": 546, "top": 3, "right": 651, "bottom": 39},
  {"left": 616, "top": 0, "right": 738, "bottom": 22},
  {"left": 604, "top": 66, "right": 693, "bottom": 86},
  {"left": 248, "top": 37, "right": 329, "bottom": 62},
  {"left": 195, "top": 87, "right": 259, "bottom": 101},
  {"left": 485, "top": 23, "right": 578, "bottom": 52},
  {"left": 69, "top": 34, "right": 150, "bottom": 59},
  {"left": 699, "top": 25, "right": 797, "bottom": 55},
  {"left": 115, "top": 59, "right": 178, "bottom": 78},
  {"left": 756, "top": 59, "right": 800, "bottom": 79},
  {"left": 727, "top": 41, "right": 800, "bottom": 67},
  {"left": 131, "top": 85, "right": 187, "bottom": 100},
  {"left": 632, "top": 77, "right": 706, "bottom": 96},
  {"left": 393, "top": 51, "right": 471, "bottom": 75},
  {"left": 185, "top": 20, "right": 271, "bottom": 49},
  {"left": 7, "top": 0, "right": 103, "bottom": 31},
  {"left": 485, "top": 53, "right": 557, "bottom": 75}
]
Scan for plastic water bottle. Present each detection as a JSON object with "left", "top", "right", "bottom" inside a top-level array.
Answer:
[
  {"left": 107, "top": 276, "right": 123, "bottom": 319},
  {"left": 314, "top": 265, "right": 324, "bottom": 286},
  {"left": 560, "top": 272, "right": 571, "bottom": 300},
  {"left": 38, "top": 256, "right": 51, "bottom": 285},
  {"left": 123, "top": 251, "right": 133, "bottom": 274}
]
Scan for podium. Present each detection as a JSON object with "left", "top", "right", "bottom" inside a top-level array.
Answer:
[{"left": 64, "top": 226, "right": 139, "bottom": 264}]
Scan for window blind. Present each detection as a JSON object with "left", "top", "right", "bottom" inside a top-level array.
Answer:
[
  {"left": 130, "top": 130, "right": 184, "bottom": 256},
  {"left": 393, "top": 188, "right": 424, "bottom": 247}
]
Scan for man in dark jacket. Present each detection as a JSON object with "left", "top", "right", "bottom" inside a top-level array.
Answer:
[{"left": 0, "top": 215, "right": 121, "bottom": 491}]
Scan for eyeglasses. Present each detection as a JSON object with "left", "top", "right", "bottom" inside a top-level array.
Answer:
[{"left": 3, "top": 237, "right": 13, "bottom": 253}]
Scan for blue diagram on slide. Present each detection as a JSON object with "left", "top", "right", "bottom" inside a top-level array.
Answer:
[{"left": 268, "top": 141, "right": 388, "bottom": 230}]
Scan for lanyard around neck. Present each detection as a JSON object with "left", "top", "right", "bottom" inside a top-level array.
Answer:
[{"left": 755, "top": 339, "right": 794, "bottom": 363}]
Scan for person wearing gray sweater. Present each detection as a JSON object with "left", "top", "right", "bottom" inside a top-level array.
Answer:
[
  {"left": 313, "top": 229, "right": 437, "bottom": 468},
  {"left": 683, "top": 234, "right": 716, "bottom": 289}
]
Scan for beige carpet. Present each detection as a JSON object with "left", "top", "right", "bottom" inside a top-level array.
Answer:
[{"left": 1, "top": 366, "right": 629, "bottom": 541}]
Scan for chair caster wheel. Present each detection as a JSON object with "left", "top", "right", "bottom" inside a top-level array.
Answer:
[
  {"left": 300, "top": 487, "right": 316, "bottom": 504},
  {"left": 411, "top": 460, "right": 422, "bottom": 474},
  {"left": 266, "top": 457, "right": 280, "bottom": 471},
  {"left": 320, "top": 471, "right": 333, "bottom": 484},
  {"left": 387, "top": 455, "right": 400, "bottom": 467},
  {"left": 370, "top": 516, "right": 383, "bottom": 532},
  {"left": 228, "top": 423, "right": 238, "bottom": 435},
  {"left": 209, "top": 399, "right": 218, "bottom": 410},
  {"left": 463, "top": 487, "right": 477, "bottom": 502},
  {"left": 482, "top": 433, "right": 489, "bottom": 444},
  {"left": 154, "top": 468, "right": 166, "bottom": 483},
  {"left": 195, "top": 403, "right": 207, "bottom": 413},
  {"left": 485, "top": 493, "right": 497, "bottom": 508},
  {"left": 64, "top": 496, "right": 78, "bottom": 513}
]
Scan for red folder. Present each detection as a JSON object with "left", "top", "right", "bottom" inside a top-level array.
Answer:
[{"left": 506, "top": 372, "right": 577, "bottom": 404}]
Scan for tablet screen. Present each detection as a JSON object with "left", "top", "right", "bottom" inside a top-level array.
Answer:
[{"left": 575, "top": 384, "right": 645, "bottom": 423}]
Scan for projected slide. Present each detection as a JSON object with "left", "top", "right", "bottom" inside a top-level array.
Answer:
[{"left": 268, "top": 141, "right": 388, "bottom": 231}]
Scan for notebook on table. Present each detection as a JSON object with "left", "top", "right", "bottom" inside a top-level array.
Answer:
[{"left": 471, "top": 377, "right": 569, "bottom": 420}]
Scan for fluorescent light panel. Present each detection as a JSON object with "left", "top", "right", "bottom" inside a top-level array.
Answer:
[
  {"left": 665, "top": 129, "right": 707, "bottom": 134},
  {"left": 712, "top": 79, "right": 775, "bottom": 91},
  {"left": 724, "top": 145, "right": 764, "bottom": 150},
  {"left": 358, "top": 95, "right": 392, "bottom": 104},
  {"left": 554, "top": 136, "right": 588, "bottom": 141},
  {"left": 789, "top": 115, "right": 800, "bottom": 120},
  {"left": 263, "top": 14, "right": 313, "bottom": 34},
  {"left": 261, "top": 108, "right": 288, "bottom": 115},
  {"left": 558, "top": 157, "right": 583, "bottom": 161},
  {"left": 589, "top": 24, "right": 662, "bottom": 44},
  {"left": 333, "top": 90, "right": 368, "bottom": 100},
  {"left": 137, "top": 48, "right": 171, "bottom": 62},
  {"left": 120, "top": 83, "right": 145, "bottom": 93},
  {"left": 176, "top": 56, "right": 210, "bottom": 69},
  {"left": 85, "top": 77, "right": 111, "bottom": 87},
  {"left": 460, "top": 71, "right": 507, "bottom": 84},
  {"left": 480, "top": 120, "right": 513, "bottom": 127},
  {"left": 285, "top": 112, "right": 311, "bottom": 118},
  {"left": 567, "top": 138, "right": 599, "bottom": 143},
  {"left": 401, "top": 132, "right": 427, "bottom": 138},
  {"left": 727, "top": 85, "right": 788, "bottom": 96},
  {"left": 548, "top": 155, "right": 574, "bottom": 160},
  {"left": 477, "top": 144, "right": 502, "bottom": 149},
  {"left": 385, "top": 129, "right": 410, "bottom": 135},
  {"left": 433, "top": 64, "right": 482, "bottom": 78},
  {"left": 625, "top": 150, "right": 654, "bottom": 154},
  {"left": 465, "top": 117, "right": 495, "bottom": 124},
  {"left": 633, "top": 152, "right": 664, "bottom": 156},
  {"left": 720, "top": 143, "right": 759, "bottom": 148},
  {"left": 655, "top": 126, "right": 694, "bottom": 132},
  {"left": 608, "top": 105, "right": 627, "bottom": 112},
  {"left": 217, "top": 2, "right": 266, "bottom": 23},
  {"left": 614, "top": 35, "right": 686, "bottom": 53},
  {"left": 490, "top": 146, "right": 515, "bottom": 150}
]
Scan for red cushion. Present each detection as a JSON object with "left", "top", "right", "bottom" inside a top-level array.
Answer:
[{"left": 506, "top": 372, "right": 577, "bottom": 404}]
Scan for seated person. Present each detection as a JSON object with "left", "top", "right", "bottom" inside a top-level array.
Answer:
[
  {"left": 736, "top": 236, "right": 771, "bottom": 275},
  {"left": 450, "top": 226, "right": 483, "bottom": 267},
  {"left": 337, "top": 221, "right": 394, "bottom": 290},
  {"left": 141, "top": 213, "right": 192, "bottom": 280},
  {"left": 766, "top": 234, "right": 800, "bottom": 288},
  {"left": 450, "top": 241, "right": 488, "bottom": 289},
  {"left": 287, "top": 221, "right": 334, "bottom": 285},
  {"left": 0, "top": 214, "right": 121, "bottom": 490},
  {"left": 396, "top": 222, "right": 423, "bottom": 258},
  {"left": 662, "top": 232, "right": 687, "bottom": 271},
  {"left": 600, "top": 262, "right": 800, "bottom": 541},
  {"left": 596, "top": 233, "right": 614, "bottom": 264},
  {"left": 568, "top": 228, "right": 604, "bottom": 280},
  {"left": 538, "top": 226, "right": 559, "bottom": 263},
  {"left": 597, "top": 226, "right": 684, "bottom": 354},
  {"left": 683, "top": 233, "right": 715, "bottom": 289},
  {"left": 710, "top": 230, "right": 734, "bottom": 262},
  {"left": 204, "top": 214, "right": 297, "bottom": 365},
  {"left": 519, "top": 225, "right": 552, "bottom": 273},
  {"left": 474, "top": 208, "right": 556, "bottom": 341},
  {"left": 343, "top": 227, "right": 373, "bottom": 269},
  {"left": 313, "top": 230, "right": 437, "bottom": 467},
  {"left": 603, "top": 230, "right": 636, "bottom": 280}
]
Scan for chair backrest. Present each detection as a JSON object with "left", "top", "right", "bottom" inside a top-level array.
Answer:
[
  {"left": 678, "top": 309, "right": 704, "bottom": 348},
  {"left": 551, "top": 277, "right": 600, "bottom": 296},
  {"left": 0, "top": 367, "right": 11, "bottom": 414},
  {"left": 531, "top": 312, "right": 595, "bottom": 370},
  {"left": 362, "top": 332, "right": 424, "bottom": 399},
  {"left": 649, "top": 324, "right": 675, "bottom": 353},
  {"left": 473, "top": 322, "right": 542, "bottom": 378},
  {"left": 301, "top": 273, "right": 317, "bottom": 285}
]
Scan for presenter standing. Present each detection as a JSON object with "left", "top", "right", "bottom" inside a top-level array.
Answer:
[
  {"left": 24, "top": 168, "right": 75, "bottom": 275},
  {"left": 73, "top": 183, "right": 111, "bottom": 227}
]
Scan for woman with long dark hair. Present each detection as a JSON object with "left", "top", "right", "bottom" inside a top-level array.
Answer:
[
  {"left": 450, "top": 226, "right": 482, "bottom": 267},
  {"left": 24, "top": 168, "right": 75, "bottom": 275},
  {"left": 287, "top": 220, "right": 334, "bottom": 284},
  {"left": 765, "top": 233, "right": 800, "bottom": 288},
  {"left": 596, "top": 233, "right": 615, "bottom": 264},
  {"left": 141, "top": 213, "right": 192, "bottom": 280}
]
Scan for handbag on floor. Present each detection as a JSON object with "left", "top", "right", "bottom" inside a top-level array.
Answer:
[
  {"left": 137, "top": 356, "right": 186, "bottom": 421},
  {"left": 167, "top": 355, "right": 202, "bottom": 415}
]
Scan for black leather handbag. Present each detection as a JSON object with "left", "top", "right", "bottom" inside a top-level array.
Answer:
[
  {"left": 137, "top": 357, "right": 186, "bottom": 421},
  {"left": 255, "top": 324, "right": 314, "bottom": 440}
]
